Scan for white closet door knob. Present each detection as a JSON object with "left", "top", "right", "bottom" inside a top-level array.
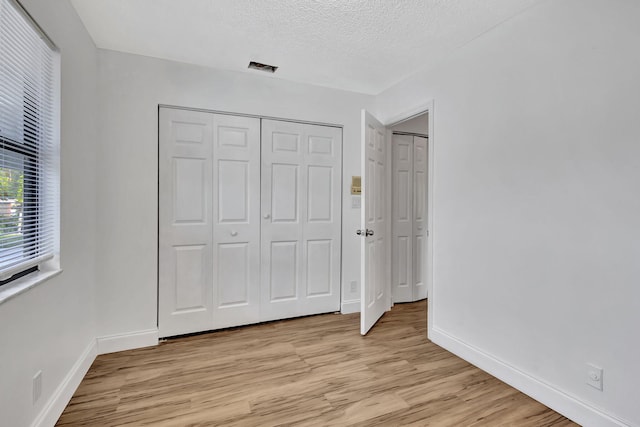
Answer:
[
  {"left": 230, "top": 230, "right": 238, "bottom": 237},
  {"left": 263, "top": 213, "right": 271, "bottom": 219}
]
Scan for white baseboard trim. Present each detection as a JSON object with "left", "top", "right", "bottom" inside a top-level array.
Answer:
[
  {"left": 430, "top": 327, "right": 631, "bottom": 427},
  {"left": 97, "top": 328, "right": 158, "bottom": 355},
  {"left": 341, "top": 299, "right": 360, "bottom": 314},
  {"left": 31, "top": 339, "right": 97, "bottom": 427}
]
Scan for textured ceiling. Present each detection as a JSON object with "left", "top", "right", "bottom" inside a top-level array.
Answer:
[{"left": 69, "top": 0, "right": 540, "bottom": 94}]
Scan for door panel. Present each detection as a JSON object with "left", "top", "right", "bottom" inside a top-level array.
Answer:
[
  {"left": 306, "top": 240, "right": 332, "bottom": 296},
  {"left": 361, "top": 110, "right": 389, "bottom": 335},
  {"left": 173, "top": 158, "right": 206, "bottom": 222},
  {"left": 307, "top": 166, "right": 332, "bottom": 221},
  {"left": 159, "top": 108, "right": 214, "bottom": 337},
  {"left": 212, "top": 114, "right": 261, "bottom": 329},
  {"left": 413, "top": 136, "right": 428, "bottom": 300},
  {"left": 217, "top": 160, "right": 249, "bottom": 222},
  {"left": 174, "top": 245, "right": 207, "bottom": 311},
  {"left": 391, "top": 134, "right": 414, "bottom": 303},
  {"left": 217, "top": 242, "right": 250, "bottom": 306},
  {"left": 261, "top": 119, "right": 341, "bottom": 322},
  {"left": 271, "top": 164, "right": 299, "bottom": 222},
  {"left": 269, "top": 241, "right": 299, "bottom": 301}
]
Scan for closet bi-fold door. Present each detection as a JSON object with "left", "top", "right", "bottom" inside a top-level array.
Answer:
[
  {"left": 159, "top": 108, "right": 260, "bottom": 337},
  {"left": 392, "top": 134, "right": 428, "bottom": 303},
  {"left": 391, "top": 134, "right": 414, "bottom": 303},
  {"left": 413, "top": 136, "right": 428, "bottom": 301},
  {"left": 159, "top": 108, "right": 214, "bottom": 337},
  {"left": 211, "top": 114, "right": 261, "bottom": 329},
  {"left": 260, "top": 120, "right": 342, "bottom": 322}
]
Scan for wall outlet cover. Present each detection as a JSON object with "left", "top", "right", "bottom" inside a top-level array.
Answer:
[
  {"left": 350, "top": 281, "right": 357, "bottom": 292},
  {"left": 586, "top": 363, "right": 603, "bottom": 391}
]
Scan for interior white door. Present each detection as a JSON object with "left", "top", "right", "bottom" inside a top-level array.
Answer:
[
  {"left": 391, "top": 134, "right": 414, "bottom": 303},
  {"left": 413, "top": 136, "right": 428, "bottom": 300},
  {"left": 261, "top": 119, "right": 342, "bottom": 322},
  {"left": 159, "top": 108, "right": 214, "bottom": 337},
  {"left": 360, "top": 110, "right": 389, "bottom": 335},
  {"left": 211, "top": 114, "right": 261, "bottom": 329}
]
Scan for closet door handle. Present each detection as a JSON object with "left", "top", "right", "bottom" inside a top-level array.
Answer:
[
  {"left": 263, "top": 213, "right": 271, "bottom": 219},
  {"left": 230, "top": 230, "right": 238, "bottom": 237}
]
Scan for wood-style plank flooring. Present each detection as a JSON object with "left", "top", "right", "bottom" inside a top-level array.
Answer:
[{"left": 57, "top": 301, "right": 577, "bottom": 426}]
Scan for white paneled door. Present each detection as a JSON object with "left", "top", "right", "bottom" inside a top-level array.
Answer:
[
  {"left": 159, "top": 108, "right": 341, "bottom": 338},
  {"left": 391, "top": 134, "right": 428, "bottom": 303},
  {"left": 360, "top": 110, "right": 390, "bottom": 335},
  {"left": 391, "top": 134, "right": 413, "bottom": 303},
  {"left": 159, "top": 108, "right": 215, "bottom": 337},
  {"left": 211, "top": 114, "right": 261, "bottom": 329},
  {"left": 261, "top": 119, "right": 342, "bottom": 322},
  {"left": 413, "top": 136, "right": 428, "bottom": 301}
]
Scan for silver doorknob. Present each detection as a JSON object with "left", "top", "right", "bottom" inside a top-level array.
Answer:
[
  {"left": 264, "top": 213, "right": 271, "bottom": 219},
  {"left": 366, "top": 229, "right": 374, "bottom": 236},
  {"left": 230, "top": 230, "right": 238, "bottom": 236}
]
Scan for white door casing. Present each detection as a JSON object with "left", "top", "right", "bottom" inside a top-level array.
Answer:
[
  {"left": 260, "top": 119, "right": 342, "bottom": 322},
  {"left": 360, "top": 110, "right": 389, "bottom": 335},
  {"left": 159, "top": 108, "right": 214, "bottom": 337},
  {"left": 413, "top": 136, "right": 428, "bottom": 301}
]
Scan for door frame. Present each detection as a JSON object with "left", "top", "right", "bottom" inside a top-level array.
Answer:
[{"left": 382, "top": 100, "right": 434, "bottom": 339}]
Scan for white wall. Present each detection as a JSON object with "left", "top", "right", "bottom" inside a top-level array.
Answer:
[
  {"left": 95, "top": 50, "right": 374, "bottom": 340},
  {"left": 0, "top": 1, "right": 99, "bottom": 426},
  {"left": 377, "top": 0, "right": 640, "bottom": 425}
]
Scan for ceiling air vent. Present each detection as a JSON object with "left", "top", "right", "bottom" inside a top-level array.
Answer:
[{"left": 248, "top": 61, "right": 278, "bottom": 73}]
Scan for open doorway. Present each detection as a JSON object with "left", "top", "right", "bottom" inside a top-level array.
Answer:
[
  {"left": 359, "top": 103, "right": 434, "bottom": 336},
  {"left": 390, "top": 113, "right": 429, "bottom": 304}
]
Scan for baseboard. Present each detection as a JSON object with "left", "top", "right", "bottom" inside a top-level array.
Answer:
[
  {"left": 430, "top": 327, "right": 631, "bottom": 427},
  {"left": 97, "top": 328, "right": 158, "bottom": 355},
  {"left": 31, "top": 339, "right": 97, "bottom": 427},
  {"left": 341, "top": 299, "right": 360, "bottom": 314}
]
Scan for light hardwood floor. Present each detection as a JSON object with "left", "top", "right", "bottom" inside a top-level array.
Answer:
[{"left": 57, "top": 301, "right": 577, "bottom": 426}]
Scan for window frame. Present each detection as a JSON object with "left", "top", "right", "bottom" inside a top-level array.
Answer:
[{"left": 0, "top": 0, "right": 61, "bottom": 302}]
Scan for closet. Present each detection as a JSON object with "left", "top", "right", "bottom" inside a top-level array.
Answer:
[
  {"left": 391, "top": 132, "right": 428, "bottom": 303},
  {"left": 158, "top": 107, "right": 342, "bottom": 337}
]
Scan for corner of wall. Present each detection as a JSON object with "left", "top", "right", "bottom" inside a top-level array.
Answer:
[
  {"left": 96, "top": 329, "right": 159, "bottom": 355},
  {"left": 341, "top": 300, "right": 360, "bottom": 314},
  {"left": 430, "top": 327, "right": 633, "bottom": 427},
  {"left": 30, "top": 339, "right": 97, "bottom": 427}
]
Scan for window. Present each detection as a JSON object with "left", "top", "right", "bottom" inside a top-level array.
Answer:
[{"left": 0, "top": 0, "right": 59, "bottom": 286}]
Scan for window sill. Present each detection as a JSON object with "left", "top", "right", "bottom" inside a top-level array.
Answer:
[{"left": 0, "top": 267, "right": 62, "bottom": 306}]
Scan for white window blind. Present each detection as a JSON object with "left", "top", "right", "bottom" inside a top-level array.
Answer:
[{"left": 0, "top": 0, "right": 59, "bottom": 281}]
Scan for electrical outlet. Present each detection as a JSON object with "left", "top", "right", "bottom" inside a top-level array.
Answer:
[
  {"left": 33, "top": 371, "right": 42, "bottom": 404},
  {"left": 586, "top": 363, "right": 603, "bottom": 391},
  {"left": 350, "top": 281, "right": 357, "bottom": 293}
]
